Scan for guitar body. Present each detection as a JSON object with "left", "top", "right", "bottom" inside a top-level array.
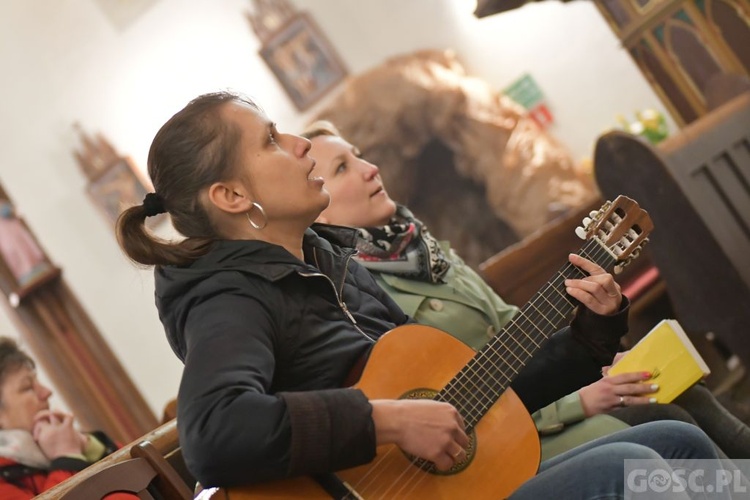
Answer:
[
  {"left": 214, "top": 476, "right": 332, "bottom": 499},
  {"left": 341, "top": 325, "right": 540, "bottom": 499},
  {"left": 220, "top": 325, "right": 540, "bottom": 499}
]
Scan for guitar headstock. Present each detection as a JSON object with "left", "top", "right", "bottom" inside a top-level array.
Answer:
[{"left": 575, "top": 195, "right": 653, "bottom": 273}]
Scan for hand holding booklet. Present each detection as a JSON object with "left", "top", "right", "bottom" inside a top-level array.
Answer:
[{"left": 608, "top": 319, "right": 711, "bottom": 403}]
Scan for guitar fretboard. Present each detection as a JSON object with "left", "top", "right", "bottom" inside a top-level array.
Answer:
[{"left": 438, "top": 238, "right": 617, "bottom": 430}]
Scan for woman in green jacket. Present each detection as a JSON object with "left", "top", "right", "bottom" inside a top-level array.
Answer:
[
  {"left": 302, "top": 120, "right": 750, "bottom": 460},
  {"left": 301, "top": 120, "right": 649, "bottom": 460}
]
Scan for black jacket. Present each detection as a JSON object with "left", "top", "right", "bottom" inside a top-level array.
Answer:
[{"left": 156, "top": 224, "right": 628, "bottom": 487}]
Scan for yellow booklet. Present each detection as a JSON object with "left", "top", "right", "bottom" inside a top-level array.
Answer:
[{"left": 608, "top": 319, "right": 711, "bottom": 403}]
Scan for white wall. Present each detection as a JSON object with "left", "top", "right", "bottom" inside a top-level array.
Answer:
[{"left": 0, "top": 0, "right": 673, "bottom": 417}]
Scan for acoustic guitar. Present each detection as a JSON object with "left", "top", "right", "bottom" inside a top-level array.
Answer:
[{"left": 211, "top": 195, "right": 653, "bottom": 499}]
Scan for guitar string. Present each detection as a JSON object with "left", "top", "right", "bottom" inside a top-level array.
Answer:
[
  {"left": 342, "top": 264, "right": 590, "bottom": 496},
  {"left": 364, "top": 287, "right": 584, "bottom": 498},
  {"left": 427, "top": 274, "right": 594, "bottom": 443},
  {"left": 441, "top": 281, "right": 568, "bottom": 420},
  {"left": 388, "top": 247, "right": 616, "bottom": 496},
  {"left": 443, "top": 242, "right": 606, "bottom": 423},
  {"left": 446, "top": 242, "right": 600, "bottom": 399},
  {"left": 346, "top": 450, "right": 404, "bottom": 498},
  {"left": 407, "top": 401, "right": 572, "bottom": 498},
  {"left": 396, "top": 234, "right": 636, "bottom": 498},
  {"left": 351, "top": 271, "right": 599, "bottom": 497},
  {"left": 453, "top": 263, "right": 584, "bottom": 410},
  {"left": 350, "top": 239, "right": 617, "bottom": 498},
  {"left": 447, "top": 269, "right": 582, "bottom": 424},
  {"left": 452, "top": 242, "right": 612, "bottom": 425},
  {"left": 350, "top": 241, "right": 613, "bottom": 498},
  {"left": 393, "top": 234, "right": 628, "bottom": 494}
]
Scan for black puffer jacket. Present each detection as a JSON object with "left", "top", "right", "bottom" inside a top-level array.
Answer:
[{"left": 156, "top": 224, "right": 628, "bottom": 488}]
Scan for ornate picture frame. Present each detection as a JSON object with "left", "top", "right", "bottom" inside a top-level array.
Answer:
[
  {"left": 87, "top": 157, "right": 153, "bottom": 227},
  {"left": 0, "top": 187, "right": 61, "bottom": 306},
  {"left": 259, "top": 12, "right": 348, "bottom": 111}
]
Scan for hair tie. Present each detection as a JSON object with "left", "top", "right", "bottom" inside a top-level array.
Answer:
[{"left": 142, "top": 192, "right": 166, "bottom": 217}]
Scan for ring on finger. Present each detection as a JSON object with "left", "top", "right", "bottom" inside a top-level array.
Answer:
[{"left": 618, "top": 396, "right": 625, "bottom": 407}]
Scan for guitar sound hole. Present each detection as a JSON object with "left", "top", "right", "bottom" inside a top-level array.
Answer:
[{"left": 399, "top": 388, "right": 477, "bottom": 475}]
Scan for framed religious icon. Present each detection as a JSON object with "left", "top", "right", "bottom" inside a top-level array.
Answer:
[
  {"left": 259, "top": 12, "right": 348, "bottom": 111},
  {"left": 87, "top": 157, "right": 154, "bottom": 227},
  {"left": 0, "top": 189, "right": 61, "bottom": 306}
]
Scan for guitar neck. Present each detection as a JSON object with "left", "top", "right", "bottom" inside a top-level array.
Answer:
[{"left": 439, "top": 238, "right": 617, "bottom": 430}]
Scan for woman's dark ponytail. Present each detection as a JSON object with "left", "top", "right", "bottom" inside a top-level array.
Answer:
[
  {"left": 116, "top": 203, "right": 212, "bottom": 267},
  {"left": 116, "top": 91, "right": 257, "bottom": 267}
]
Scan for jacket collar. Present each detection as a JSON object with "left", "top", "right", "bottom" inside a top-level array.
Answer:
[
  {"left": 0, "top": 430, "right": 50, "bottom": 469},
  {"left": 155, "top": 224, "right": 362, "bottom": 362},
  {"left": 168, "top": 224, "right": 360, "bottom": 283},
  {"left": 308, "top": 223, "right": 359, "bottom": 249}
]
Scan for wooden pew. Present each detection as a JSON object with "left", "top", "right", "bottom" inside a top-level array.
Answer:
[
  {"left": 35, "top": 419, "right": 194, "bottom": 500},
  {"left": 594, "top": 93, "right": 750, "bottom": 369},
  {"left": 478, "top": 182, "right": 744, "bottom": 393},
  {"left": 59, "top": 457, "right": 159, "bottom": 500}
]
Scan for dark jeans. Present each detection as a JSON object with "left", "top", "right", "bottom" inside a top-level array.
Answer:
[
  {"left": 610, "top": 383, "right": 750, "bottom": 459},
  {"left": 510, "top": 421, "right": 725, "bottom": 500}
]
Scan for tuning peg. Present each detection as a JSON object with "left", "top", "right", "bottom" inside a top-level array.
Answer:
[
  {"left": 575, "top": 226, "right": 588, "bottom": 240},
  {"left": 614, "top": 263, "right": 625, "bottom": 274},
  {"left": 582, "top": 217, "right": 593, "bottom": 227},
  {"left": 589, "top": 210, "right": 599, "bottom": 218}
]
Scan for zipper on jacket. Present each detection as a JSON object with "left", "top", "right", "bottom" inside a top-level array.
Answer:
[
  {"left": 339, "top": 300, "right": 357, "bottom": 325},
  {"left": 297, "top": 270, "right": 374, "bottom": 343},
  {"left": 312, "top": 246, "right": 358, "bottom": 306},
  {"left": 299, "top": 253, "right": 375, "bottom": 343}
]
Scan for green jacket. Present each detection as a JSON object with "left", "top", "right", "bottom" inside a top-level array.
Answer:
[
  {"left": 534, "top": 392, "right": 630, "bottom": 461},
  {"left": 372, "top": 247, "right": 518, "bottom": 350},
  {"left": 371, "top": 242, "right": 629, "bottom": 461}
]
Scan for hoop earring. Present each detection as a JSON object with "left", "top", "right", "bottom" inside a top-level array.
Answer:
[{"left": 246, "top": 202, "right": 268, "bottom": 230}]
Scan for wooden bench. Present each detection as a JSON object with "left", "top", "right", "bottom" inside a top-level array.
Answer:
[
  {"left": 36, "top": 419, "right": 194, "bottom": 500},
  {"left": 477, "top": 191, "right": 743, "bottom": 391},
  {"left": 59, "top": 457, "right": 160, "bottom": 500},
  {"left": 594, "top": 93, "right": 750, "bottom": 369}
]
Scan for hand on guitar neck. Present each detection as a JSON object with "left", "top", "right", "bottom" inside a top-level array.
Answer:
[{"left": 564, "top": 253, "right": 623, "bottom": 316}]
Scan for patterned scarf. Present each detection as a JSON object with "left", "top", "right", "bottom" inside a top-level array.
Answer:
[{"left": 354, "top": 205, "right": 450, "bottom": 284}]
